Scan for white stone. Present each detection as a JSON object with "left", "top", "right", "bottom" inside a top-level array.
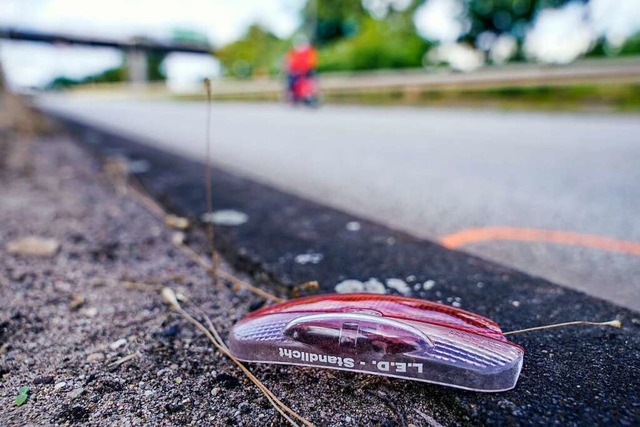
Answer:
[
  {"left": 364, "top": 278, "right": 386, "bottom": 294},
  {"left": 294, "top": 253, "right": 323, "bottom": 265},
  {"left": 109, "top": 338, "right": 127, "bottom": 350},
  {"left": 345, "top": 221, "right": 361, "bottom": 231},
  {"left": 423, "top": 280, "right": 436, "bottom": 290},
  {"left": 335, "top": 280, "right": 364, "bottom": 293},
  {"left": 386, "top": 278, "right": 412, "bottom": 296},
  {"left": 201, "top": 210, "right": 248, "bottom": 226}
]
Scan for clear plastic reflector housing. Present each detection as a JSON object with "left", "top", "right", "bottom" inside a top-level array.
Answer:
[{"left": 228, "top": 294, "right": 523, "bottom": 392}]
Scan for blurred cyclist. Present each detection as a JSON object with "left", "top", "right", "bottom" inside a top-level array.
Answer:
[{"left": 285, "top": 34, "right": 318, "bottom": 106}]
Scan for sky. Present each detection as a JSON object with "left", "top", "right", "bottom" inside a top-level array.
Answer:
[
  {"left": 0, "top": 0, "right": 304, "bottom": 88},
  {"left": 1, "top": 0, "right": 640, "bottom": 89}
]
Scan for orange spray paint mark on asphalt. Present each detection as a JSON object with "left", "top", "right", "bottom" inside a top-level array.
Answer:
[{"left": 440, "top": 227, "right": 640, "bottom": 257}]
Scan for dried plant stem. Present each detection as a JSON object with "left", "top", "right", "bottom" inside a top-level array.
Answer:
[
  {"left": 504, "top": 319, "right": 621, "bottom": 336},
  {"left": 119, "top": 280, "right": 164, "bottom": 291},
  {"left": 162, "top": 288, "right": 313, "bottom": 427},
  {"left": 108, "top": 353, "right": 137, "bottom": 368},
  {"left": 127, "top": 176, "right": 167, "bottom": 221},
  {"left": 217, "top": 269, "right": 286, "bottom": 303},
  {"left": 176, "top": 241, "right": 285, "bottom": 303},
  {"left": 203, "top": 78, "right": 220, "bottom": 279},
  {"left": 107, "top": 163, "right": 284, "bottom": 302}
]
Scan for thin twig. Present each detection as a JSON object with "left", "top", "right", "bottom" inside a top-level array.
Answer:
[
  {"left": 126, "top": 175, "right": 167, "bottom": 220},
  {"left": 503, "top": 319, "right": 621, "bottom": 336},
  {"left": 120, "top": 280, "right": 164, "bottom": 291},
  {"left": 104, "top": 152, "right": 285, "bottom": 303},
  {"left": 217, "top": 269, "right": 286, "bottom": 303},
  {"left": 366, "top": 390, "right": 407, "bottom": 427},
  {"left": 414, "top": 409, "right": 445, "bottom": 427},
  {"left": 203, "top": 78, "right": 220, "bottom": 279},
  {"left": 176, "top": 241, "right": 285, "bottom": 302},
  {"left": 108, "top": 353, "right": 137, "bottom": 368},
  {"left": 161, "top": 288, "right": 313, "bottom": 427}
]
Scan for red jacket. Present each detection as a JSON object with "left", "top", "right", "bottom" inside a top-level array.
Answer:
[{"left": 287, "top": 46, "right": 317, "bottom": 75}]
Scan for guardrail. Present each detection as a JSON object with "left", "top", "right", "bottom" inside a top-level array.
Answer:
[{"left": 65, "top": 57, "right": 640, "bottom": 105}]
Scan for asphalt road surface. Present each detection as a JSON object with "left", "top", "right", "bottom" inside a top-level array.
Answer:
[{"left": 38, "top": 96, "right": 640, "bottom": 311}]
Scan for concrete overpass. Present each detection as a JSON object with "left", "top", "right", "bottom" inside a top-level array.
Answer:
[{"left": 0, "top": 27, "right": 214, "bottom": 84}]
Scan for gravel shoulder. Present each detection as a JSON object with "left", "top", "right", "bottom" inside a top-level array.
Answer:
[{"left": 0, "top": 136, "right": 460, "bottom": 426}]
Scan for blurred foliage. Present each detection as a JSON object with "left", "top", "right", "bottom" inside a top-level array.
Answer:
[
  {"left": 317, "top": 15, "right": 429, "bottom": 71},
  {"left": 302, "top": 0, "right": 367, "bottom": 45},
  {"left": 215, "top": 0, "right": 640, "bottom": 77},
  {"left": 216, "top": 24, "right": 289, "bottom": 78},
  {"left": 43, "top": 0, "right": 640, "bottom": 87},
  {"left": 464, "top": 0, "right": 582, "bottom": 42},
  {"left": 619, "top": 33, "right": 640, "bottom": 56},
  {"left": 219, "top": 0, "right": 429, "bottom": 76},
  {"left": 147, "top": 52, "right": 167, "bottom": 81},
  {"left": 46, "top": 50, "right": 166, "bottom": 88},
  {"left": 47, "top": 66, "right": 127, "bottom": 90}
]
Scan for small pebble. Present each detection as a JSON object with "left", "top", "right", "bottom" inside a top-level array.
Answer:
[
  {"left": 54, "top": 382, "right": 67, "bottom": 391},
  {"left": 69, "top": 387, "right": 84, "bottom": 399},
  {"left": 202, "top": 210, "right": 248, "bottom": 226},
  {"left": 335, "top": 280, "right": 364, "bottom": 293},
  {"left": 294, "top": 253, "right": 323, "bottom": 265},
  {"left": 159, "top": 325, "right": 180, "bottom": 337},
  {"left": 511, "top": 301, "right": 521, "bottom": 307},
  {"left": 172, "top": 232, "right": 185, "bottom": 246},
  {"left": 33, "top": 375, "right": 54, "bottom": 385},
  {"left": 109, "top": 338, "right": 127, "bottom": 350},
  {"left": 345, "top": 221, "right": 361, "bottom": 231},
  {"left": 175, "top": 377, "right": 183, "bottom": 384},
  {"left": 81, "top": 307, "right": 98, "bottom": 318},
  {"left": 211, "top": 387, "right": 221, "bottom": 396},
  {"left": 364, "top": 278, "right": 386, "bottom": 294},
  {"left": 86, "top": 352, "right": 105, "bottom": 362},
  {"left": 386, "top": 278, "right": 412, "bottom": 296}
]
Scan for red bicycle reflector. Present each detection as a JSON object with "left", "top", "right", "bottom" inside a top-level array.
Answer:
[{"left": 229, "top": 294, "right": 523, "bottom": 392}]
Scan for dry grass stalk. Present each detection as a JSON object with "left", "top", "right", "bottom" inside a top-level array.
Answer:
[
  {"left": 108, "top": 353, "right": 138, "bottom": 368},
  {"left": 119, "top": 280, "right": 164, "bottom": 292},
  {"left": 104, "top": 163, "right": 285, "bottom": 302},
  {"left": 161, "top": 288, "right": 314, "bottom": 427},
  {"left": 175, "top": 240, "right": 285, "bottom": 303},
  {"left": 504, "top": 319, "right": 622, "bottom": 336},
  {"left": 203, "top": 78, "right": 220, "bottom": 279}
]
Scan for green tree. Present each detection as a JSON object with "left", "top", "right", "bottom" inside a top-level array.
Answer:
[
  {"left": 46, "top": 65, "right": 127, "bottom": 90},
  {"left": 619, "top": 32, "right": 640, "bottom": 56},
  {"left": 147, "top": 52, "right": 167, "bottom": 81},
  {"left": 463, "top": 0, "right": 583, "bottom": 41},
  {"left": 302, "top": 0, "right": 367, "bottom": 45},
  {"left": 318, "top": 14, "right": 429, "bottom": 71},
  {"left": 216, "top": 24, "right": 288, "bottom": 78}
]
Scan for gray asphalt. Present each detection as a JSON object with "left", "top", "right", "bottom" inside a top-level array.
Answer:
[{"left": 38, "top": 96, "right": 640, "bottom": 311}]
